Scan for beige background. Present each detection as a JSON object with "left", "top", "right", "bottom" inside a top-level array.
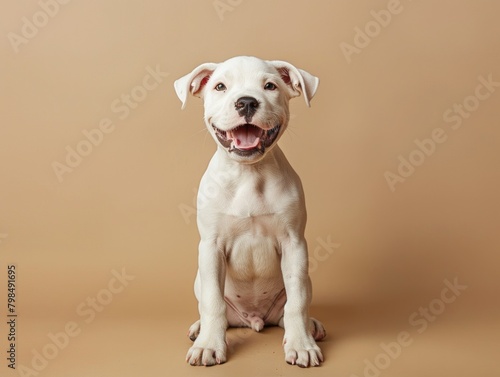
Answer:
[{"left": 1, "top": 1, "right": 499, "bottom": 376}]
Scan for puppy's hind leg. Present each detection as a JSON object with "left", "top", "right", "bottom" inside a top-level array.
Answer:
[
  {"left": 188, "top": 320, "right": 201, "bottom": 341},
  {"left": 309, "top": 317, "right": 326, "bottom": 341}
]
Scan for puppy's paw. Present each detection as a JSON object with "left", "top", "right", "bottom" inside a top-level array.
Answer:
[
  {"left": 187, "top": 320, "right": 201, "bottom": 341},
  {"left": 283, "top": 334, "right": 324, "bottom": 367},
  {"left": 186, "top": 335, "right": 227, "bottom": 366},
  {"left": 310, "top": 317, "right": 327, "bottom": 341}
]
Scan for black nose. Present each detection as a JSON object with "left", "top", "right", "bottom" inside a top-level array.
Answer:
[{"left": 235, "top": 96, "right": 259, "bottom": 122}]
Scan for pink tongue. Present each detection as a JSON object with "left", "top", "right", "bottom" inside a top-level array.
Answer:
[{"left": 228, "top": 126, "right": 261, "bottom": 150}]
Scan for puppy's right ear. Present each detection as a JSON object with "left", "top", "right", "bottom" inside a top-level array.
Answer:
[{"left": 174, "top": 63, "right": 218, "bottom": 109}]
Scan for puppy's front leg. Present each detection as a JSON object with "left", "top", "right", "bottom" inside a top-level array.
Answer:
[
  {"left": 281, "top": 238, "right": 323, "bottom": 367},
  {"left": 186, "top": 240, "right": 228, "bottom": 366}
]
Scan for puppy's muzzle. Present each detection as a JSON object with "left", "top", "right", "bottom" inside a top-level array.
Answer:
[{"left": 212, "top": 95, "right": 280, "bottom": 157}]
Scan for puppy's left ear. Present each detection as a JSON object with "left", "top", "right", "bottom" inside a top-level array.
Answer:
[
  {"left": 268, "top": 60, "right": 319, "bottom": 107},
  {"left": 174, "top": 63, "right": 218, "bottom": 109}
]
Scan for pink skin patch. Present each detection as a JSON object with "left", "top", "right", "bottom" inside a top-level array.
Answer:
[{"left": 224, "top": 288, "right": 286, "bottom": 329}]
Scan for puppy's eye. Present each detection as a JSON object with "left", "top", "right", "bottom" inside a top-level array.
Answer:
[
  {"left": 264, "top": 82, "right": 277, "bottom": 91},
  {"left": 215, "top": 83, "right": 227, "bottom": 91}
]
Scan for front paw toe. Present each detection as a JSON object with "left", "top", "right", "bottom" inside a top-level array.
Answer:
[
  {"left": 285, "top": 349, "right": 323, "bottom": 367},
  {"left": 284, "top": 337, "right": 323, "bottom": 367},
  {"left": 186, "top": 346, "right": 226, "bottom": 366}
]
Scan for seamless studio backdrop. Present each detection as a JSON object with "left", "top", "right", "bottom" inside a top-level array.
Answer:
[{"left": 0, "top": 1, "right": 499, "bottom": 377}]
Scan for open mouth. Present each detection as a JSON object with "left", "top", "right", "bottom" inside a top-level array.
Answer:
[{"left": 212, "top": 123, "right": 280, "bottom": 156}]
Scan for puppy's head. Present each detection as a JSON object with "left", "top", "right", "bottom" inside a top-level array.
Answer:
[{"left": 174, "top": 56, "right": 319, "bottom": 163}]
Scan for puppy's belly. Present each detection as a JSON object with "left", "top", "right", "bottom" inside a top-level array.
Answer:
[{"left": 224, "top": 234, "right": 286, "bottom": 327}]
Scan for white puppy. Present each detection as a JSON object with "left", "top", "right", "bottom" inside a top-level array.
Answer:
[{"left": 174, "top": 56, "right": 325, "bottom": 367}]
